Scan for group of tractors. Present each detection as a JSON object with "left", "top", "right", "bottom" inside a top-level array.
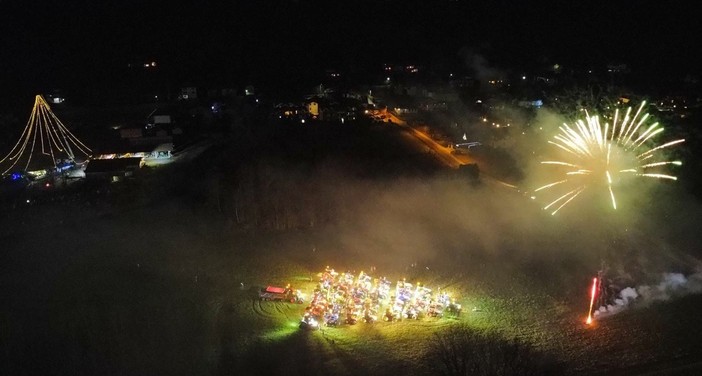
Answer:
[{"left": 299, "top": 267, "right": 462, "bottom": 329}]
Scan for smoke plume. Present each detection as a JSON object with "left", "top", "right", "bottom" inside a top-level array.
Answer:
[{"left": 594, "top": 271, "right": 702, "bottom": 318}]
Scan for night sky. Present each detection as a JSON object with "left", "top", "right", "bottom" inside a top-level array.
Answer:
[{"left": 1, "top": 1, "right": 699, "bottom": 103}]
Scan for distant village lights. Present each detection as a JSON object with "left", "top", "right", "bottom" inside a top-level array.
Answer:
[{"left": 130, "top": 61, "right": 157, "bottom": 69}]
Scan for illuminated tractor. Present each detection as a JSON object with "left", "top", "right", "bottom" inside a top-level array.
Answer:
[
  {"left": 324, "top": 311, "right": 341, "bottom": 327},
  {"left": 414, "top": 286, "right": 432, "bottom": 308},
  {"left": 345, "top": 311, "right": 358, "bottom": 325},
  {"left": 383, "top": 307, "right": 400, "bottom": 322},
  {"left": 437, "top": 292, "right": 451, "bottom": 307},
  {"left": 396, "top": 281, "right": 414, "bottom": 304},
  {"left": 321, "top": 266, "right": 337, "bottom": 284},
  {"left": 404, "top": 306, "right": 420, "bottom": 320},
  {"left": 369, "top": 290, "right": 380, "bottom": 305},
  {"left": 259, "top": 285, "right": 304, "bottom": 303},
  {"left": 336, "top": 284, "right": 350, "bottom": 297},
  {"left": 445, "top": 301, "right": 462, "bottom": 317},
  {"left": 377, "top": 278, "right": 392, "bottom": 300},
  {"left": 356, "top": 271, "right": 372, "bottom": 290},
  {"left": 427, "top": 302, "right": 443, "bottom": 318},
  {"left": 300, "top": 312, "right": 320, "bottom": 330},
  {"left": 362, "top": 307, "right": 378, "bottom": 323},
  {"left": 341, "top": 272, "right": 355, "bottom": 286},
  {"left": 353, "top": 288, "right": 367, "bottom": 301}
]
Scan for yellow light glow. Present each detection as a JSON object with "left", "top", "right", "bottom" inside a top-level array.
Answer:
[{"left": 1, "top": 95, "right": 91, "bottom": 174}]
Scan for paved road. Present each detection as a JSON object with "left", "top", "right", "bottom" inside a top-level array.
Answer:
[
  {"left": 383, "top": 112, "right": 468, "bottom": 169},
  {"left": 382, "top": 111, "right": 520, "bottom": 192}
]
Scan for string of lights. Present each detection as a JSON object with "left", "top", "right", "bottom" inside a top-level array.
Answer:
[{"left": 0, "top": 95, "right": 91, "bottom": 175}]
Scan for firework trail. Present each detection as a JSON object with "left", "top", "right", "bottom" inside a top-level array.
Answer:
[
  {"left": 586, "top": 277, "right": 598, "bottom": 325},
  {"left": 535, "top": 102, "right": 684, "bottom": 215}
]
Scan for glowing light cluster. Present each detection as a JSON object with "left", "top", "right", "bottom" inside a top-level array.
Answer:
[
  {"left": 536, "top": 101, "right": 684, "bottom": 215},
  {"left": 0, "top": 95, "right": 91, "bottom": 174},
  {"left": 301, "top": 267, "right": 461, "bottom": 328}
]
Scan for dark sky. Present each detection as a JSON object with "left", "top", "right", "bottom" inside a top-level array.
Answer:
[{"left": 1, "top": 0, "right": 699, "bottom": 100}]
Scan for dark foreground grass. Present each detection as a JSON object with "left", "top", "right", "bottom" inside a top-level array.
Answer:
[{"left": 428, "top": 325, "right": 562, "bottom": 376}]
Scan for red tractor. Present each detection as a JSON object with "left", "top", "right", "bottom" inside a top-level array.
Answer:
[{"left": 259, "top": 285, "right": 304, "bottom": 303}]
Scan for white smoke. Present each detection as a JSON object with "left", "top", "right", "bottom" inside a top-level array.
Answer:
[
  {"left": 459, "top": 49, "right": 503, "bottom": 81},
  {"left": 594, "top": 272, "right": 702, "bottom": 318}
]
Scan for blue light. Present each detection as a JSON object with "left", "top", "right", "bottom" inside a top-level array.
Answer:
[
  {"left": 56, "top": 161, "right": 74, "bottom": 172},
  {"left": 11, "top": 173, "right": 22, "bottom": 181}
]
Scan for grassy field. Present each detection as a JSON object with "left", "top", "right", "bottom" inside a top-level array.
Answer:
[
  {"left": 2, "top": 118, "right": 701, "bottom": 375},
  {"left": 3, "top": 196, "right": 701, "bottom": 375}
]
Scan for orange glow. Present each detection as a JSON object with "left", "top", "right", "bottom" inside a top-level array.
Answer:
[{"left": 586, "top": 277, "right": 597, "bottom": 325}]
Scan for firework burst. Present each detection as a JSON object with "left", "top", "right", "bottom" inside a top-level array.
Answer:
[{"left": 535, "top": 101, "right": 684, "bottom": 215}]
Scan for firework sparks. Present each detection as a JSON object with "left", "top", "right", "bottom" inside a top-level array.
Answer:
[
  {"left": 536, "top": 101, "right": 684, "bottom": 215},
  {"left": 586, "top": 277, "right": 598, "bottom": 325}
]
